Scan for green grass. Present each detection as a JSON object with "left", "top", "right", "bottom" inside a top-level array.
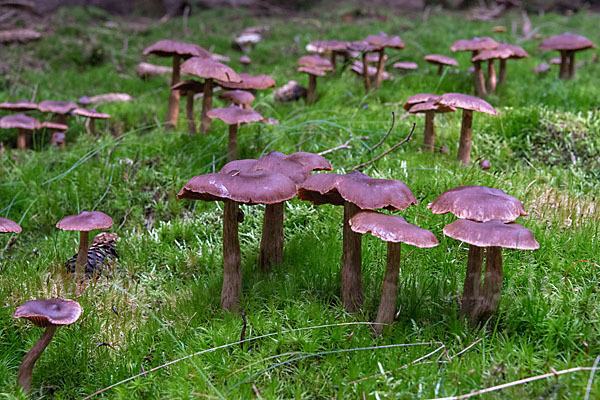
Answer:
[{"left": 1, "top": 5, "right": 599, "bottom": 399}]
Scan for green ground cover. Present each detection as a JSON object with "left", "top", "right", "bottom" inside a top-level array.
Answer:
[{"left": 0, "top": 5, "right": 599, "bottom": 399}]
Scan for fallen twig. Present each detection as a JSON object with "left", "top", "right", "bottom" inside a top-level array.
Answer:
[
  {"left": 371, "top": 112, "right": 395, "bottom": 151},
  {"left": 318, "top": 139, "right": 352, "bottom": 156},
  {"left": 352, "top": 123, "right": 415, "bottom": 170}
]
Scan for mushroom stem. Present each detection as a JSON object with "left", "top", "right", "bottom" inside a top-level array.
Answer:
[
  {"left": 221, "top": 199, "right": 241, "bottom": 312},
  {"left": 75, "top": 230, "right": 89, "bottom": 283},
  {"left": 487, "top": 60, "right": 497, "bottom": 93},
  {"left": 567, "top": 51, "right": 575, "bottom": 79},
  {"left": 330, "top": 51, "right": 337, "bottom": 70},
  {"left": 185, "top": 91, "right": 196, "bottom": 135},
  {"left": 307, "top": 74, "right": 318, "bottom": 104},
  {"left": 437, "top": 64, "right": 444, "bottom": 76},
  {"left": 227, "top": 123, "right": 239, "bottom": 162},
  {"left": 460, "top": 245, "right": 483, "bottom": 322},
  {"left": 258, "top": 202, "right": 284, "bottom": 270},
  {"left": 362, "top": 53, "right": 371, "bottom": 91},
  {"left": 498, "top": 59, "right": 507, "bottom": 85},
  {"left": 457, "top": 109, "right": 474, "bottom": 165},
  {"left": 56, "top": 114, "right": 67, "bottom": 126},
  {"left": 166, "top": 54, "right": 181, "bottom": 130},
  {"left": 374, "top": 241, "right": 401, "bottom": 335},
  {"left": 17, "top": 325, "right": 57, "bottom": 392},
  {"left": 423, "top": 111, "right": 435, "bottom": 152},
  {"left": 475, "top": 246, "right": 503, "bottom": 323},
  {"left": 17, "top": 128, "right": 27, "bottom": 150},
  {"left": 559, "top": 50, "right": 568, "bottom": 79},
  {"left": 374, "top": 48, "right": 386, "bottom": 89},
  {"left": 341, "top": 201, "right": 363, "bottom": 313},
  {"left": 89, "top": 119, "right": 96, "bottom": 136},
  {"left": 473, "top": 60, "right": 487, "bottom": 97},
  {"left": 200, "top": 78, "right": 214, "bottom": 134}
]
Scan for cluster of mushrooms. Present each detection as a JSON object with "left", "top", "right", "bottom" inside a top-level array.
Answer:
[{"left": 0, "top": 97, "right": 110, "bottom": 149}]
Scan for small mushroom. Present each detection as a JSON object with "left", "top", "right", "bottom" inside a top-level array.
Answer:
[
  {"left": 0, "top": 113, "right": 40, "bottom": 150},
  {"left": 349, "top": 211, "right": 438, "bottom": 334},
  {"left": 307, "top": 40, "right": 350, "bottom": 70},
  {"left": 40, "top": 121, "right": 69, "bottom": 148},
  {"left": 450, "top": 37, "right": 499, "bottom": 96},
  {"left": 56, "top": 211, "right": 113, "bottom": 287},
  {"left": 206, "top": 107, "right": 263, "bottom": 161},
  {"left": 13, "top": 299, "right": 82, "bottom": 392},
  {"left": 347, "top": 41, "right": 378, "bottom": 91},
  {"left": 219, "top": 90, "right": 255, "bottom": 110},
  {"left": 350, "top": 61, "right": 394, "bottom": 82},
  {"left": 171, "top": 80, "right": 205, "bottom": 135},
  {"left": 392, "top": 61, "right": 418, "bottom": 73},
  {"left": 37, "top": 101, "right": 77, "bottom": 125},
  {"left": 538, "top": 33, "right": 595, "bottom": 79},
  {"left": 406, "top": 98, "right": 456, "bottom": 152},
  {"left": 435, "top": 93, "right": 498, "bottom": 165},
  {"left": 424, "top": 54, "right": 459, "bottom": 75},
  {"left": 494, "top": 43, "right": 528, "bottom": 86},
  {"left": 239, "top": 55, "right": 251, "bottom": 73},
  {"left": 532, "top": 63, "right": 550, "bottom": 73},
  {"left": 298, "top": 66, "right": 326, "bottom": 104},
  {"left": 365, "top": 33, "right": 405, "bottom": 89},
  {"left": 72, "top": 108, "right": 110, "bottom": 136},
  {"left": 77, "top": 96, "right": 92, "bottom": 107}
]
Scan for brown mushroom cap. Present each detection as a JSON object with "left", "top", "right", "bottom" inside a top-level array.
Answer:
[
  {"left": 347, "top": 41, "right": 378, "bottom": 53},
  {"left": 142, "top": 39, "right": 211, "bottom": 59},
  {"left": 366, "top": 53, "right": 388, "bottom": 63},
  {"left": 308, "top": 40, "right": 349, "bottom": 53},
  {"left": 0, "top": 114, "right": 40, "bottom": 130},
  {"left": 425, "top": 54, "right": 459, "bottom": 66},
  {"left": 365, "top": 34, "right": 405, "bottom": 50},
  {"left": 435, "top": 93, "right": 497, "bottom": 115},
  {"left": 298, "top": 171, "right": 417, "bottom": 211},
  {"left": 239, "top": 55, "right": 252, "bottom": 65},
  {"left": 403, "top": 93, "right": 440, "bottom": 111},
  {"left": 392, "top": 62, "right": 418, "bottom": 70},
  {"left": 496, "top": 43, "right": 529, "bottom": 59},
  {"left": 219, "top": 90, "right": 255, "bottom": 105},
  {"left": 40, "top": 121, "right": 68, "bottom": 131},
  {"left": 298, "top": 55, "right": 334, "bottom": 71},
  {"left": 533, "top": 63, "right": 551, "bottom": 73},
  {"left": 72, "top": 108, "right": 110, "bottom": 120},
  {"left": 181, "top": 57, "right": 242, "bottom": 83},
  {"left": 56, "top": 211, "right": 113, "bottom": 232},
  {"left": 13, "top": 299, "right": 82, "bottom": 328},
  {"left": 450, "top": 37, "right": 499, "bottom": 52},
  {"left": 538, "top": 33, "right": 595, "bottom": 51},
  {"left": 0, "top": 99, "right": 38, "bottom": 112},
  {"left": 171, "top": 80, "right": 205, "bottom": 93},
  {"left": 177, "top": 170, "right": 297, "bottom": 205},
  {"left": 77, "top": 96, "right": 92, "bottom": 107},
  {"left": 549, "top": 57, "right": 562, "bottom": 65},
  {"left": 216, "top": 73, "right": 276, "bottom": 90},
  {"left": 37, "top": 101, "right": 78, "bottom": 115},
  {"left": 298, "top": 66, "right": 327, "bottom": 76},
  {"left": 443, "top": 219, "right": 539, "bottom": 250},
  {"left": 408, "top": 100, "right": 456, "bottom": 114},
  {"left": 427, "top": 185, "right": 528, "bottom": 223},
  {"left": 0, "top": 217, "right": 22, "bottom": 233},
  {"left": 472, "top": 47, "right": 513, "bottom": 62},
  {"left": 350, "top": 211, "right": 438, "bottom": 247},
  {"left": 207, "top": 107, "right": 263, "bottom": 125}
]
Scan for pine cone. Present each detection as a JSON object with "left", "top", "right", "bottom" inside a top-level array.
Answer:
[{"left": 66, "top": 233, "right": 119, "bottom": 277}]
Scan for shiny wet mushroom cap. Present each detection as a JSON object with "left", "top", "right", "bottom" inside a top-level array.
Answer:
[
  {"left": 0, "top": 217, "right": 22, "bottom": 233},
  {"left": 181, "top": 57, "right": 241, "bottom": 82},
  {"left": 14, "top": 299, "right": 82, "bottom": 328},
  {"left": 427, "top": 185, "right": 527, "bottom": 223},
  {"left": 40, "top": 121, "right": 68, "bottom": 131},
  {"left": 443, "top": 219, "right": 539, "bottom": 250}
]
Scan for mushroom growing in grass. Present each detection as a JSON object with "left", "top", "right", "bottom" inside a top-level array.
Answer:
[
  {"left": 365, "top": 33, "right": 405, "bottom": 89},
  {"left": 406, "top": 98, "right": 456, "bottom": 152},
  {"left": 216, "top": 73, "right": 276, "bottom": 92},
  {"left": 171, "top": 80, "right": 205, "bottom": 135},
  {"left": 219, "top": 90, "right": 255, "bottom": 110},
  {"left": 347, "top": 41, "right": 378, "bottom": 91},
  {"left": 298, "top": 66, "right": 326, "bottom": 104},
  {"left": 471, "top": 47, "right": 511, "bottom": 93},
  {"left": 37, "top": 101, "right": 77, "bottom": 125},
  {"left": 206, "top": 107, "right": 263, "bottom": 161},
  {"left": 298, "top": 171, "right": 417, "bottom": 313},
  {"left": 450, "top": 37, "right": 498, "bottom": 97},
  {"left": 538, "top": 33, "right": 595, "bottom": 79},
  {"left": 72, "top": 108, "right": 110, "bottom": 136},
  {"left": 349, "top": 211, "right": 438, "bottom": 334},
  {"left": 494, "top": 43, "right": 529, "bottom": 86},
  {"left": 0, "top": 99, "right": 38, "bottom": 113},
  {"left": 0, "top": 113, "right": 40, "bottom": 150},
  {"left": 350, "top": 61, "right": 394, "bottom": 83},
  {"left": 13, "top": 299, "right": 82, "bottom": 392},
  {"left": 143, "top": 40, "right": 211, "bottom": 129},
  {"left": 40, "top": 122, "right": 68, "bottom": 148},
  {"left": 221, "top": 151, "right": 331, "bottom": 269},
  {"left": 425, "top": 54, "right": 459, "bottom": 75},
  {"left": 56, "top": 211, "right": 113, "bottom": 287},
  {"left": 435, "top": 93, "right": 497, "bottom": 165},
  {"left": 239, "top": 55, "right": 251, "bottom": 73},
  {"left": 1, "top": 217, "right": 22, "bottom": 234},
  {"left": 392, "top": 62, "right": 418, "bottom": 73},
  {"left": 180, "top": 57, "right": 242, "bottom": 134},
  {"left": 177, "top": 170, "right": 297, "bottom": 311},
  {"left": 308, "top": 40, "right": 349, "bottom": 70}
]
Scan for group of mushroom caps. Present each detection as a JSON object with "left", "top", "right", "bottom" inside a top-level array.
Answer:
[
  {"left": 177, "top": 148, "right": 539, "bottom": 334},
  {"left": 0, "top": 97, "right": 110, "bottom": 149}
]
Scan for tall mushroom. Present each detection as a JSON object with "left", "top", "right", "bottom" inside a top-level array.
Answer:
[
  {"left": 405, "top": 97, "right": 455, "bottom": 152},
  {"left": 171, "top": 80, "right": 205, "bottom": 135},
  {"left": 298, "top": 171, "right": 417, "bottom": 313},
  {"left": 37, "top": 101, "right": 77, "bottom": 125},
  {"left": 365, "top": 33, "right": 405, "bottom": 89},
  {"left": 206, "top": 107, "right": 263, "bottom": 161},
  {"left": 349, "top": 211, "right": 438, "bottom": 334},
  {"left": 180, "top": 57, "right": 242, "bottom": 134},
  {"left": 425, "top": 54, "right": 459, "bottom": 75},
  {"left": 177, "top": 170, "right": 297, "bottom": 311},
  {"left": 450, "top": 37, "right": 498, "bottom": 97},
  {"left": 538, "top": 33, "right": 595, "bottom": 79},
  {"left": 0, "top": 113, "right": 40, "bottom": 150},
  {"left": 56, "top": 211, "right": 113, "bottom": 287},
  {"left": 142, "top": 40, "right": 211, "bottom": 129},
  {"left": 435, "top": 93, "right": 497, "bottom": 165},
  {"left": 221, "top": 151, "right": 331, "bottom": 269},
  {"left": 72, "top": 108, "right": 110, "bottom": 136},
  {"left": 495, "top": 43, "right": 529, "bottom": 85},
  {"left": 13, "top": 299, "right": 82, "bottom": 392}
]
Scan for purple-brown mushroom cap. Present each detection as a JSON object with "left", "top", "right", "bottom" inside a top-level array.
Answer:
[
  {"left": 216, "top": 73, "right": 276, "bottom": 90},
  {"left": 450, "top": 37, "right": 499, "bottom": 52},
  {"left": 207, "top": 107, "right": 263, "bottom": 125},
  {"left": 72, "top": 108, "right": 110, "bottom": 119},
  {"left": 0, "top": 114, "right": 40, "bottom": 130},
  {"left": 0, "top": 217, "right": 22, "bottom": 233},
  {"left": 56, "top": 211, "right": 113, "bottom": 232},
  {"left": 425, "top": 54, "right": 459, "bottom": 66},
  {"left": 298, "top": 55, "right": 334, "bottom": 71},
  {"left": 219, "top": 90, "right": 255, "bottom": 105},
  {"left": 0, "top": 99, "right": 38, "bottom": 112},
  {"left": 436, "top": 93, "right": 497, "bottom": 115},
  {"left": 181, "top": 57, "right": 242, "bottom": 83},
  {"left": 143, "top": 39, "right": 211, "bottom": 59},
  {"left": 403, "top": 93, "right": 440, "bottom": 111},
  {"left": 350, "top": 211, "right": 438, "bottom": 247},
  {"left": 14, "top": 299, "right": 82, "bottom": 328},
  {"left": 37, "top": 101, "right": 78, "bottom": 115},
  {"left": 538, "top": 33, "right": 595, "bottom": 52},
  {"left": 443, "top": 219, "right": 539, "bottom": 250}
]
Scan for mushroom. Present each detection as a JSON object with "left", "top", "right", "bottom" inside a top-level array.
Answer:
[
  {"left": 218, "top": 89, "right": 255, "bottom": 110},
  {"left": 424, "top": 54, "right": 459, "bottom": 75},
  {"left": 40, "top": 122, "right": 69, "bottom": 148},
  {"left": 206, "top": 107, "right": 263, "bottom": 161},
  {"left": 177, "top": 170, "right": 297, "bottom": 311},
  {"left": 450, "top": 37, "right": 499, "bottom": 96},
  {"left": 349, "top": 211, "right": 438, "bottom": 334},
  {"left": 350, "top": 61, "right": 394, "bottom": 82},
  {"left": 72, "top": 108, "right": 110, "bottom": 136},
  {"left": 307, "top": 40, "right": 350, "bottom": 70},
  {"left": 532, "top": 63, "right": 551, "bottom": 73},
  {"left": 239, "top": 55, "right": 251, "bottom": 73},
  {"left": 171, "top": 80, "right": 205, "bottom": 135},
  {"left": 180, "top": 57, "right": 242, "bottom": 134},
  {"left": 13, "top": 299, "right": 82, "bottom": 392},
  {"left": 494, "top": 43, "right": 529, "bottom": 86},
  {"left": 365, "top": 33, "right": 405, "bottom": 89},
  {"left": 56, "top": 211, "right": 113, "bottom": 287},
  {"left": 0, "top": 99, "right": 38, "bottom": 113},
  {"left": 538, "top": 33, "right": 595, "bottom": 79},
  {"left": 347, "top": 41, "right": 378, "bottom": 91},
  {"left": 37, "top": 101, "right": 77, "bottom": 125},
  {"left": 298, "top": 66, "right": 326, "bottom": 104},
  {"left": 0, "top": 113, "right": 40, "bottom": 150},
  {"left": 471, "top": 47, "right": 512, "bottom": 93},
  {"left": 221, "top": 151, "right": 331, "bottom": 269},
  {"left": 216, "top": 73, "right": 276, "bottom": 91},
  {"left": 77, "top": 96, "right": 92, "bottom": 107},
  {"left": 435, "top": 93, "right": 498, "bottom": 165},
  {"left": 1, "top": 217, "right": 22, "bottom": 234},
  {"left": 143, "top": 40, "right": 211, "bottom": 129},
  {"left": 298, "top": 171, "right": 417, "bottom": 313},
  {"left": 406, "top": 99, "right": 456, "bottom": 152}
]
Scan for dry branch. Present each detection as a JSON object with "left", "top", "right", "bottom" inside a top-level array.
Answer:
[{"left": 352, "top": 123, "right": 415, "bottom": 170}]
